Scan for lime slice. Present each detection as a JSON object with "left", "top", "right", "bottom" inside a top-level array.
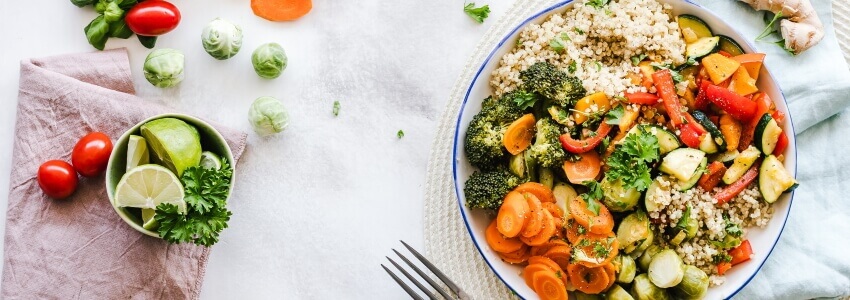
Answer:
[
  {"left": 141, "top": 208, "right": 159, "bottom": 230},
  {"left": 199, "top": 151, "right": 222, "bottom": 170},
  {"left": 140, "top": 118, "right": 202, "bottom": 177},
  {"left": 114, "top": 165, "right": 186, "bottom": 214},
  {"left": 126, "top": 135, "right": 150, "bottom": 172}
]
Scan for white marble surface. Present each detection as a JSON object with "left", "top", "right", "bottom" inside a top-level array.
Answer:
[{"left": 0, "top": 0, "right": 513, "bottom": 298}]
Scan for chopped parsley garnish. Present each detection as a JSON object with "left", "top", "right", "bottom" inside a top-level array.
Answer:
[
  {"left": 585, "top": 0, "right": 610, "bottom": 9},
  {"left": 397, "top": 130, "right": 405, "bottom": 139},
  {"left": 463, "top": 2, "right": 490, "bottom": 23},
  {"left": 580, "top": 180, "right": 604, "bottom": 216},
  {"left": 568, "top": 61, "right": 577, "bottom": 73},
  {"left": 675, "top": 205, "right": 692, "bottom": 230},
  {"left": 593, "top": 242, "right": 610, "bottom": 258},
  {"left": 593, "top": 61, "right": 602, "bottom": 71},
  {"left": 333, "top": 100, "right": 341, "bottom": 116},
  {"left": 604, "top": 105, "right": 624, "bottom": 125},
  {"left": 549, "top": 32, "right": 571, "bottom": 53},
  {"left": 573, "top": 27, "right": 585, "bottom": 35},
  {"left": 631, "top": 54, "right": 647, "bottom": 66},
  {"left": 713, "top": 253, "right": 733, "bottom": 264},
  {"left": 651, "top": 63, "right": 684, "bottom": 83},
  {"left": 604, "top": 127, "right": 660, "bottom": 191},
  {"left": 724, "top": 215, "right": 743, "bottom": 237},
  {"left": 511, "top": 90, "right": 538, "bottom": 110}
]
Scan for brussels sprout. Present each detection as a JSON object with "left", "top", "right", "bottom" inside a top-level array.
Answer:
[
  {"left": 252, "top": 43, "right": 287, "bottom": 79},
  {"left": 575, "top": 292, "right": 603, "bottom": 300},
  {"left": 637, "top": 245, "right": 662, "bottom": 271},
  {"left": 672, "top": 265, "right": 709, "bottom": 300},
  {"left": 143, "top": 49, "right": 184, "bottom": 88},
  {"left": 201, "top": 18, "right": 243, "bottom": 60},
  {"left": 615, "top": 254, "right": 637, "bottom": 284},
  {"left": 648, "top": 249, "right": 685, "bottom": 288},
  {"left": 602, "top": 176, "right": 641, "bottom": 212},
  {"left": 248, "top": 96, "right": 290, "bottom": 136},
  {"left": 617, "top": 210, "right": 652, "bottom": 254},
  {"left": 631, "top": 274, "right": 670, "bottom": 300},
  {"left": 606, "top": 284, "right": 635, "bottom": 300}
]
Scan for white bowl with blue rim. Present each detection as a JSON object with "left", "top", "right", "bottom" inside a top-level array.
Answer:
[{"left": 451, "top": 1, "right": 797, "bottom": 299}]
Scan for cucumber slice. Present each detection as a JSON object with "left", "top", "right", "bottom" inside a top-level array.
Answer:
[
  {"left": 691, "top": 110, "right": 726, "bottom": 150},
  {"left": 644, "top": 177, "right": 665, "bottom": 213},
  {"left": 712, "top": 150, "right": 739, "bottom": 163},
  {"left": 660, "top": 148, "right": 706, "bottom": 181},
  {"left": 759, "top": 155, "right": 797, "bottom": 203},
  {"left": 755, "top": 113, "right": 783, "bottom": 155},
  {"left": 698, "top": 133, "right": 719, "bottom": 154},
  {"left": 685, "top": 36, "right": 720, "bottom": 59},
  {"left": 602, "top": 177, "right": 641, "bottom": 212},
  {"left": 618, "top": 210, "right": 652, "bottom": 254},
  {"left": 718, "top": 35, "right": 745, "bottom": 56},
  {"left": 678, "top": 158, "right": 707, "bottom": 191},
  {"left": 723, "top": 145, "right": 761, "bottom": 184},
  {"left": 648, "top": 249, "right": 685, "bottom": 288},
  {"left": 678, "top": 15, "right": 713, "bottom": 39},
  {"left": 626, "top": 125, "right": 681, "bottom": 155}
]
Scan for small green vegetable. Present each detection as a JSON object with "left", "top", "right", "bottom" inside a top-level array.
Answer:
[
  {"left": 71, "top": 0, "right": 97, "bottom": 7},
  {"left": 248, "top": 96, "right": 290, "bottom": 136},
  {"left": 333, "top": 101, "right": 341, "bottom": 116},
  {"left": 84, "top": 15, "right": 110, "bottom": 50},
  {"left": 143, "top": 48, "right": 184, "bottom": 88},
  {"left": 252, "top": 43, "right": 288, "bottom": 79},
  {"left": 202, "top": 18, "right": 243, "bottom": 60},
  {"left": 463, "top": 2, "right": 490, "bottom": 23},
  {"left": 397, "top": 130, "right": 405, "bottom": 139},
  {"left": 549, "top": 33, "right": 571, "bottom": 54},
  {"left": 631, "top": 54, "right": 647, "bottom": 66},
  {"left": 464, "top": 167, "right": 523, "bottom": 210}
]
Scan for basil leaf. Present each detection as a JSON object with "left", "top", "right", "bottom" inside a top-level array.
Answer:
[
  {"left": 109, "top": 19, "right": 133, "bottom": 39},
  {"left": 70, "top": 0, "right": 97, "bottom": 7},
  {"left": 103, "top": 1, "right": 124, "bottom": 23},
  {"left": 84, "top": 15, "right": 110, "bottom": 50},
  {"left": 138, "top": 35, "right": 158, "bottom": 49}
]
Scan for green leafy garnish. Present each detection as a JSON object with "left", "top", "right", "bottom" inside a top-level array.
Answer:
[
  {"left": 604, "top": 105, "right": 624, "bottom": 125},
  {"left": 724, "top": 215, "right": 743, "bottom": 237},
  {"left": 712, "top": 253, "right": 733, "bottom": 264},
  {"left": 397, "top": 130, "right": 405, "bottom": 139},
  {"left": 155, "top": 158, "right": 233, "bottom": 247},
  {"left": 676, "top": 206, "right": 692, "bottom": 230},
  {"left": 574, "top": 27, "right": 585, "bottom": 35},
  {"left": 464, "top": 2, "right": 490, "bottom": 23},
  {"left": 568, "top": 61, "right": 578, "bottom": 74},
  {"left": 333, "top": 100, "right": 341, "bottom": 116},
  {"left": 593, "top": 61, "right": 602, "bottom": 71},
  {"left": 652, "top": 63, "right": 684, "bottom": 83},
  {"left": 585, "top": 0, "right": 610, "bottom": 9},
  {"left": 631, "top": 54, "right": 647, "bottom": 66},
  {"left": 593, "top": 242, "right": 610, "bottom": 258},
  {"left": 511, "top": 90, "right": 538, "bottom": 110},
  {"left": 581, "top": 180, "right": 604, "bottom": 216},
  {"left": 604, "top": 127, "right": 660, "bottom": 191},
  {"left": 773, "top": 39, "right": 796, "bottom": 56},
  {"left": 756, "top": 11, "right": 783, "bottom": 41},
  {"left": 549, "top": 32, "right": 571, "bottom": 53}
]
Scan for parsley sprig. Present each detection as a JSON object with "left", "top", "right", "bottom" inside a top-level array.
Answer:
[
  {"left": 580, "top": 180, "right": 604, "bottom": 216},
  {"left": 464, "top": 2, "right": 490, "bottom": 23},
  {"left": 155, "top": 158, "right": 233, "bottom": 247},
  {"left": 604, "top": 127, "right": 660, "bottom": 191}
]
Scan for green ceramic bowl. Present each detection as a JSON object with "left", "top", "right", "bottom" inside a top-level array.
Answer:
[{"left": 104, "top": 113, "right": 235, "bottom": 238}]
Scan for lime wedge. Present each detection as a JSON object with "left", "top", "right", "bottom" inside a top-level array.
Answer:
[
  {"left": 114, "top": 165, "right": 186, "bottom": 214},
  {"left": 140, "top": 118, "right": 202, "bottom": 177},
  {"left": 126, "top": 135, "right": 150, "bottom": 172},
  {"left": 199, "top": 151, "right": 222, "bottom": 170},
  {"left": 141, "top": 208, "right": 159, "bottom": 230}
]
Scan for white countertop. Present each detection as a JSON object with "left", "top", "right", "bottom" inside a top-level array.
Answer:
[{"left": 0, "top": 0, "right": 514, "bottom": 298}]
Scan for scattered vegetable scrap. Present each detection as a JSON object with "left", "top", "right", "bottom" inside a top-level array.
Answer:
[
  {"left": 464, "top": 2, "right": 491, "bottom": 23},
  {"left": 252, "top": 0, "right": 313, "bottom": 21}
]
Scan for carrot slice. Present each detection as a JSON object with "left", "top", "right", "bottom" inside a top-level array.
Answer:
[
  {"left": 572, "top": 231, "right": 619, "bottom": 268},
  {"left": 514, "top": 182, "right": 556, "bottom": 203},
  {"left": 568, "top": 195, "right": 614, "bottom": 234},
  {"left": 497, "top": 191, "right": 530, "bottom": 238},
  {"left": 567, "top": 263, "right": 610, "bottom": 294},
  {"left": 562, "top": 151, "right": 602, "bottom": 185},
  {"left": 251, "top": 0, "right": 313, "bottom": 21},
  {"left": 603, "top": 262, "right": 617, "bottom": 289},
  {"left": 503, "top": 114, "right": 536, "bottom": 155},
  {"left": 520, "top": 209, "right": 557, "bottom": 246},
  {"left": 544, "top": 245, "right": 573, "bottom": 271},
  {"left": 499, "top": 245, "right": 530, "bottom": 264},
  {"left": 565, "top": 218, "right": 586, "bottom": 245},
  {"left": 485, "top": 219, "right": 524, "bottom": 253},
  {"left": 542, "top": 202, "right": 563, "bottom": 220},
  {"left": 523, "top": 264, "right": 553, "bottom": 289},
  {"left": 528, "top": 256, "right": 562, "bottom": 272},
  {"left": 530, "top": 240, "right": 569, "bottom": 257},
  {"left": 522, "top": 193, "right": 545, "bottom": 238},
  {"left": 533, "top": 270, "right": 569, "bottom": 300},
  {"left": 551, "top": 215, "right": 565, "bottom": 240}
]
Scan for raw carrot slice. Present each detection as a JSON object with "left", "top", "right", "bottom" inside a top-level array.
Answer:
[
  {"left": 568, "top": 195, "right": 614, "bottom": 234},
  {"left": 514, "top": 182, "right": 556, "bottom": 203},
  {"left": 567, "top": 263, "right": 610, "bottom": 294},
  {"left": 522, "top": 193, "right": 545, "bottom": 238},
  {"left": 572, "top": 231, "right": 619, "bottom": 268},
  {"left": 499, "top": 244, "right": 530, "bottom": 264},
  {"left": 530, "top": 240, "right": 569, "bottom": 257},
  {"left": 533, "top": 270, "right": 569, "bottom": 300},
  {"left": 251, "top": 0, "right": 313, "bottom": 21},
  {"left": 520, "top": 209, "right": 557, "bottom": 246},
  {"left": 544, "top": 245, "right": 573, "bottom": 271},
  {"left": 523, "top": 264, "right": 553, "bottom": 289},
  {"left": 485, "top": 219, "right": 524, "bottom": 253},
  {"left": 562, "top": 151, "right": 602, "bottom": 185},
  {"left": 497, "top": 191, "right": 530, "bottom": 238},
  {"left": 542, "top": 202, "right": 563, "bottom": 220},
  {"left": 503, "top": 114, "right": 536, "bottom": 155}
]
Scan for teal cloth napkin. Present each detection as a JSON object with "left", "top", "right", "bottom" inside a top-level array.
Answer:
[{"left": 693, "top": 0, "right": 850, "bottom": 298}]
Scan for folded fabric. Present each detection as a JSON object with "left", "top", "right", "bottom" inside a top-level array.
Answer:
[{"left": 1, "top": 49, "right": 247, "bottom": 299}]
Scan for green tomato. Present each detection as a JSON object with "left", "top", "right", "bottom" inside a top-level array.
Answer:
[
  {"left": 201, "top": 18, "right": 243, "bottom": 60},
  {"left": 143, "top": 48, "right": 184, "bottom": 88},
  {"left": 248, "top": 96, "right": 290, "bottom": 136},
  {"left": 251, "top": 43, "right": 287, "bottom": 79}
]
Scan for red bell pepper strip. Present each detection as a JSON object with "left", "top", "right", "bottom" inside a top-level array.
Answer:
[
  {"left": 559, "top": 122, "right": 612, "bottom": 154},
  {"left": 715, "top": 159, "right": 762, "bottom": 205},
  {"left": 679, "top": 123, "right": 704, "bottom": 149},
  {"left": 705, "top": 84, "right": 758, "bottom": 122},
  {"left": 739, "top": 93, "right": 772, "bottom": 151},
  {"left": 772, "top": 109, "right": 786, "bottom": 127},
  {"left": 652, "top": 69, "right": 685, "bottom": 127},
  {"left": 624, "top": 92, "right": 660, "bottom": 105},
  {"left": 729, "top": 240, "right": 753, "bottom": 265},
  {"left": 718, "top": 50, "right": 733, "bottom": 58},
  {"left": 717, "top": 262, "right": 733, "bottom": 275},
  {"left": 698, "top": 161, "right": 727, "bottom": 191},
  {"left": 683, "top": 112, "right": 707, "bottom": 135},
  {"left": 773, "top": 132, "right": 789, "bottom": 155},
  {"left": 694, "top": 80, "right": 711, "bottom": 111}
]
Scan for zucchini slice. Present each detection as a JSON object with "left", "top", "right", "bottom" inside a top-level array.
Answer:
[
  {"left": 712, "top": 150, "right": 739, "bottom": 163},
  {"left": 754, "top": 113, "right": 783, "bottom": 155},
  {"left": 626, "top": 125, "right": 681, "bottom": 155},
  {"left": 660, "top": 148, "right": 706, "bottom": 181},
  {"left": 678, "top": 15, "right": 713, "bottom": 39},
  {"left": 644, "top": 177, "right": 665, "bottom": 213},
  {"left": 698, "top": 133, "right": 720, "bottom": 154},
  {"left": 691, "top": 110, "right": 726, "bottom": 150},
  {"left": 723, "top": 145, "right": 761, "bottom": 184},
  {"left": 759, "top": 155, "right": 797, "bottom": 203},
  {"left": 686, "top": 37, "right": 720, "bottom": 59},
  {"left": 678, "top": 157, "right": 707, "bottom": 191},
  {"left": 718, "top": 35, "right": 745, "bottom": 56}
]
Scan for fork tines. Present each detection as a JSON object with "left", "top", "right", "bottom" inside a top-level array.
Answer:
[{"left": 381, "top": 240, "right": 469, "bottom": 300}]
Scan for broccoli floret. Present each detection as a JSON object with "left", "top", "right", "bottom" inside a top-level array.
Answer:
[
  {"left": 464, "top": 167, "right": 524, "bottom": 209},
  {"left": 528, "top": 118, "right": 574, "bottom": 168},
  {"left": 520, "top": 62, "right": 586, "bottom": 106},
  {"left": 464, "top": 96, "right": 525, "bottom": 169}
]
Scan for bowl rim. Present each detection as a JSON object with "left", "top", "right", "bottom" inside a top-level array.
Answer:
[
  {"left": 104, "top": 113, "right": 237, "bottom": 238},
  {"left": 449, "top": 0, "right": 798, "bottom": 298}
]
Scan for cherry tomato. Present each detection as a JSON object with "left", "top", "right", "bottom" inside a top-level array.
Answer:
[
  {"left": 37, "top": 160, "right": 78, "bottom": 199},
  {"left": 72, "top": 132, "right": 113, "bottom": 177},
  {"left": 125, "top": 0, "right": 181, "bottom": 36}
]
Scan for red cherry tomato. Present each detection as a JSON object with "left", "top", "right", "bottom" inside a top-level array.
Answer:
[
  {"left": 125, "top": 0, "right": 181, "bottom": 36},
  {"left": 37, "top": 160, "right": 78, "bottom": 199},
  {"left": 72, "top": 132, "right": 113, "bottom": 177}
]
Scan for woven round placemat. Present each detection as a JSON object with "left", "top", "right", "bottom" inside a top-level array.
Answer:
[{"left": 423, "top": 1, "right": 850, "bottom": 299}]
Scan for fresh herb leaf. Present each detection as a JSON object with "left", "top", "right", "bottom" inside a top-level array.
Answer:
[
  {"left": 333, "top": 100, "right": 341, "bottom": 116},
  {"left": 593, "top": 242, "right": 610, "bottom": 258},
  {"left": 581, "top": 180, "right": 603, "bottom": 216},
  {"left": 549, "top": 32, "right": 571, "bottom": 53},
  {"left": 568, "top": 61, "right": 577, "bottom": 74},
  {"left": 652, "top": 63, "right": 684, "bottom": 83},
  {"left": 511, "top": 90, "right": 538, "bottom": 110},
  {"left": 585, "top": 0, "right": 610, "bottom": 9},
  {"left": 773, "top": 39, "right": 796, "bottom": 56},
  {"left": 573, "top": 27, "right": 585, "bottom": 35},
  {"left": 604, "top": 127, "right": 660, "bottom": 191},
  {"left": 631, "top": 54, "right": 647, "bottom": 66},
  {"left": 757, "top": 11, "right": 783, "bottom": 41},
  {"left": 604, "top": 105, "right": 624, "bottom": 125},
  {"left": 724, "top": 215, "right": 743, "bottom": 237},
  {"left": 712, "top": 253, "right": 733, "bottom": 264},
  {"left": 676, "top": 206, "right": 692, "bottom": 230},
  {"left": 397, "top": 130, "right": 405, "bottom": 139},
  {"left": 464, "top": 2, "right": 490, "bottom": 23},
  {"left": 594, "top": 61, "right": 602, "bottom": 71},
  {"left": 516, "top": 39, "right": 523, "bottom": 47}
]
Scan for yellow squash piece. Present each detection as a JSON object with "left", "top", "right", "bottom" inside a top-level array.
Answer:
[
  {"left": 573, "top": 92, "right": 611, "bottom": 124},
  {"left": 503, "top": 114, "right": 536, "bottom": 155},
  {"left": 731, "top": 53, "right": 766, "bottom": 80},
  {"left": 729, "top": 66, "right": 759, "bottom": 96},
  {"left": 701, "top": 53, "right": 741, "bottom": 84}
]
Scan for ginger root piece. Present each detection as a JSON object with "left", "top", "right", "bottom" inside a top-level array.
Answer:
[{"left": 739, "top": 0, "right": 824, "bottom": 54}]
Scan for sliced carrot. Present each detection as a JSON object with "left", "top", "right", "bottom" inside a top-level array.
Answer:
[
  {"left": 542, "top": 202, "right": 563, "bottom": 220},
  {"left": 522, "top": 193, "right": 545, "bottom": 238},
  {"left": 485, "top": 219, "right": 524, "bottom": 253},
  {"left": 520, "top": 209, "right": 557, "bottom": 246},
  {"left": 603, "top": 262, "right": 617, "bottom": 289},
  {"left": 503, "top": 114, "right": 536, "bottom": 155},
  {"left": 533, "top": 270, "right": 569, "bottom": 300},
  {"left": 530, "top": 240, "right": 569, "bottom": 257},
  {"left": 528, "top": 256, "right": 562, "bottom": 272},
  {"left": 563, "top": 151, "right": 602, "bottom": 185},
  {"left": 251, "top": 0, "right": 313, "bottom": 21},
  {"left": 497, "top": 191, "right": 530, "bottom": 238},
  {"left": 565, "top": 218, "right": 586, "bottom": 244},
  {"left": 514, "top": 182, "right": 556, "bottom": 203},
  {"left": 544, "top": 245, "right": 573, "bottom": 271},
  {"left": 551, "top": 215, "right": 565, "bottom": 240},
  {"left": 567, "top": 263, "right": 610, "bottom": 294},
  {"left": 717, "top": 262, "right": 732, "bottom": 275},
  {"left": 523, "top": 264, "right": 552, "bottom": 289},
  {"left": 572, "top": 231, "right": 618, "bottom": 268},
  {"left": 568, "top": 195, "right": 614, "bottom": 234},
  {"left": 499, "top": 245, "right": 531, "bottom": 264}
]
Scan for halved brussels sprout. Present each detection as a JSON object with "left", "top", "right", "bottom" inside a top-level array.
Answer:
[
  {"left": 602, "top": 176, "right": 641, "bottom": 212},
  {"left": 631, "top": 273, "right": 670, "bottom": 300},
  {"left": 672, "top": 265, "right": 710, "bottom": 300}
]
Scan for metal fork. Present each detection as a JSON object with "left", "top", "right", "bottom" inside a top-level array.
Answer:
[{"left": 381, "top": 240, "right": 470, "bottom": 300}]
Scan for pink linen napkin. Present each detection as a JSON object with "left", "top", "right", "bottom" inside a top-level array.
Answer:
[{"left": 2, "top": 48, "right": 247, "bottom": 299}]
